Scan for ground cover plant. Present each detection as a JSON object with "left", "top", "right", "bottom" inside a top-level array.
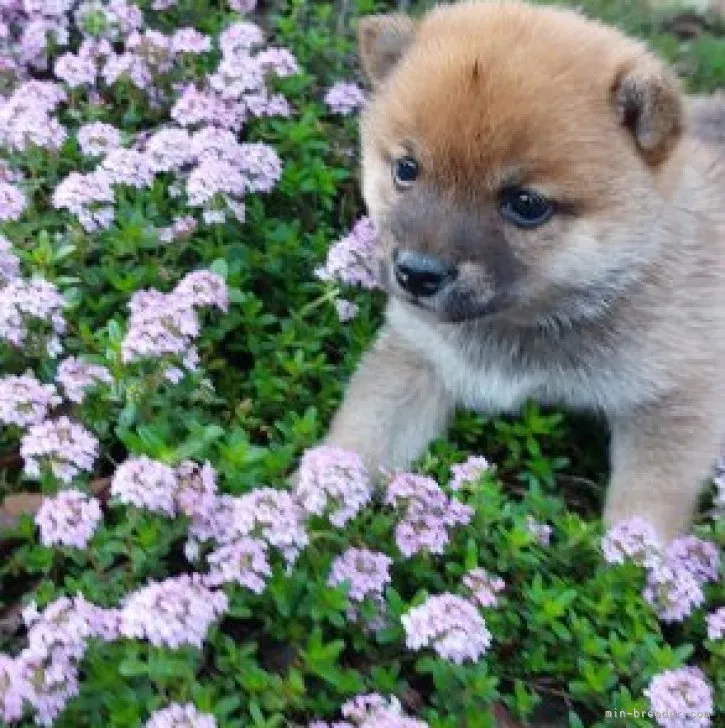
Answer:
[{"left": 0, "top": 0, "right": 723, "bottom": 726}]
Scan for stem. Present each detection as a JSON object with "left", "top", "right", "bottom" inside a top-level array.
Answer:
[{"left": 294, "top": 286, "right": 340, "bottom": 319}]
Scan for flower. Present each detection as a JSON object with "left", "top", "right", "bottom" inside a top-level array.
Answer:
[
  {"left": 171, "top": 28, "right": 211, "bottom": 55},
  {"left": 449, "top": 455, "right": 490, "bottom": 490},
  {"left": 119, "top": 574, "right": 228, "bottom": 648},
  {"left": 76, "top": 121, "right": 122, "bottom": 157},
  {"left": 0, "top": 655, "right": 32, "bottom": 724},
  {"left": 219, "top": 21, "right": 264, "bottom": 56},
  {"left": 643, "top": 560, "right": 705, "bottom": 623},
  {"left": 54, "top": 51, "right": 96, "bottom": 87},
  {"left": 20, "top": 417, "right": 98, "bottom": 483},
  {"left": 256, "top": 47, "right": 298, "bottom": 77},
  {"left": 0, "top": 181, "right": 26, "bottom": 220},
  {"left": 145, "top": 703, "right": 217, "bottom": 728},
  {"left": 0, "top": 235, "right": 20, "bottom": 284},
  {"left": 644, "top": 667, "right": 713, "bottom": 728},
  {"left": 0, "top": 373, "right": 60, "bottom": 428},
  {"left": 324, "top": 82, "right": 365, "bottom": 115},
  {"left": 56, "top": 357, "right": 112, "bottom": 403},
  {"left": 0, "top": 277, "right": 66, "bottom": 355},
  {"left": 35, "top": 489, "right": 102, "bottom": 548},
  {"left": 402, "top": 593, "right": 491, "bottom": 664},
  {"left": 174, "top": 460, "right": 218, "bottom": 519},
  {"left": 334, "top": 299, "right": 358, "bottom": 322},
  {"left": 174, "top": 270, "right": 229, "bottom": 311},
  {"left": 144, "top": 127, "right": 193, "bottom": 172},
  {"left": 205, "top": 537, "right": 271, "bottom": 592},
  {"left": 111, "top": 456, "right": 179, "bottom": 516},
  {"left": 52, "top": 171, "right": 115, "bottom": 231},
  {"left": 121, "top": 288, "right": 200, "bottom": 366},
  {"left": 706, "top": 607, "right": 725, "bottom": 640},
  {"left": 295, "top": 445, "right": 373, "bottom": 527},
  {"left": 100, "top": 148, "right": 156, "bottom": 187},
  {"left": 316, "top": 217, "right": 380, "bottom": 289},
  {"left": 158, "top": 216, "right": 197, "bottom": 243},
  {"left": 462, "top": 568, "right": 505, "bottom": 608},
  {"left": 601, "top": 516, "right": 662, "bottom": 567},
  {"left": 664, "top": 536, "right": 720, "bottom": 584},
  {"left": 386, "top": 473, "right": 473, "bottom": 557},
  {"left": 328, "top": 548, "right": 392, "bottom": 603},
  {"left": 525, "top": 515, "right": 552, "bottom": 546}
]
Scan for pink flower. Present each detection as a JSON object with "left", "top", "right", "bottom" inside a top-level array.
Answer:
[
  {"left": 100, "top": 148, "right": 156, "bottom": 188},
  {"left": 205, "top": 537, "right": 271, "bottom": 592},
  {"left": 324, "top": 82, "right": 365, "bottom": 115},
  {"left": 316, "top": 217, "right": 380, "bottom": 290},
  {"left": 219, "top": 21, "right": 264, "bottom": 56},
  {"left": 55, "top": 357, "right": 112, "bottom": 404},
  {"left": 644, "top": 667, "right": 713, "bottom": 728},
  {"left": 449, "top": 455, "right": 490, "bottom": 490},
  {"left": 144, "top": 127, "right": 193, "bottom": 172},
  {"left": 525, "top": 515, "right": 552, "bottom": 546},
  {"left": 462, "top": 568, "right": 505, "bottom": 608},
  {"left": 295, "top": 445, "right": 373, "bottom": 527},
  {"left": 174, "top": 460, "right": 218, "bottom": 519},
  {"left": 334, "top": 299, "right": 358, "bottom": 322},
  {"left": 111, "top": 456, "right": 179, "bottom": 516},
  {"left": 171, "top": 28, "right": 211, "bottom": 55},
  {"left": 0, "top": 234, "right": 20, "bottom": 284},
  {"left": 145, "top": 703, "right": 217, "bottom": 728},
  {"left": 0, "top": 277, "right": 66, "bottom": 355},
  {"left": 643, "top": 560, "right": 705, "bottom": 623},
  {"left": 0, "top": 373, "right": 60, "bottom": 428},
  {"left": 601, "top": 516, "right": 663, "bottom": 567},
  {"left": 402, "top": 593, "right": 491, "bottom": 664},
  {"left": 256, "top": 47, "right": 298, "bottom": 77},
  {"left": 158, "top": 216, "right": 197, "bottom": 243},
  {"left": 174, "top": 270, "right": 229, "bottom": 311},
  {"left": 0, "top": 182, "right": 26, "bottom": 220},
  {"left": 76, "top": 122, "right": 122, "bottom": 157},
  {"left": 328, "top": 548, "right": 392, "bottom": 603},
  {"left": 54, "top": 52, "right": 96, "bottom": 87},
  {"left": 706, "top": 607, "right": 725, "bottom": 640},
  {"left": 119, "top": 574, "right": 228, "bottom": 648},
  {"left": 35, "top": 489, "right": 102, "bottom": 548},
  {"left": 386, "top": 473, "right": 472, "bottom": 557},
  {"left": 20, "top": 417, "right": 98, "bottom": 483},
  {"left": 664, "top": 536, "right": 720, "bottom": 584}
]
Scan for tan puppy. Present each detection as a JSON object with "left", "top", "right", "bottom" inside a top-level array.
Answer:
[{"left": 323, "top": 1, "right": 725, "bottom": 541}]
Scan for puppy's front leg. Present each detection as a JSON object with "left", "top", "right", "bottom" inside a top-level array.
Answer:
[
  {"left": 325, "top": 325, "right": 453, "bottom": 474},
  {"left": 604, "top": 395, "right": 721, "bottom": 541}
]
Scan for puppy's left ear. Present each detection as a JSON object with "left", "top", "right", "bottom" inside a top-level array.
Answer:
[{"left": 612, "top": 56, "right": 684, "bottom": 165}]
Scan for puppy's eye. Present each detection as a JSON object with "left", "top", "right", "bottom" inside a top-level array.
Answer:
[
  {"left": 392, "top": 156, "right": 419, "bottom": 189},
  {"left": 499, "top": 188, "right": 554, "bottom": 229}
]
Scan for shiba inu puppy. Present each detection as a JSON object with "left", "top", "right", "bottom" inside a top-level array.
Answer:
[{"left": 323, "top": 0, "right": 725, "bottom": 541}]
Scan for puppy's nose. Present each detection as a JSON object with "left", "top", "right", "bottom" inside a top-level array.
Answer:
[{"left": 393, "top": 249, "right": 457, "bottom": 297}]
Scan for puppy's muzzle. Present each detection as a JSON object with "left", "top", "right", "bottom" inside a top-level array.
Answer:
[{"left": 393, "top": 249, "right": 458, "bottom": 297}]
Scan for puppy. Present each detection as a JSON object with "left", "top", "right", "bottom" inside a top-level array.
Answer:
[{"left": 322, "top": 0, "right": 725, "bottom": 542}]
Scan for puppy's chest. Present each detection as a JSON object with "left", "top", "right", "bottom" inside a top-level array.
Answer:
[{"left": 409, "top": 322, "right": 642, "bottom": 413}]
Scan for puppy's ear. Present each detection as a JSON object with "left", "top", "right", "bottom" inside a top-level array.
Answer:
[
  {"left": 358, "top": 14, "right": 416, "bottom": 85},
  {"left": 612, "top": 56, "right": 684, "bottom": 165}
]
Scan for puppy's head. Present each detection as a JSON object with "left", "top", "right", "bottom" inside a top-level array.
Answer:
[{"left": 358, "top": 1, "right": 684, "bottom": 324}]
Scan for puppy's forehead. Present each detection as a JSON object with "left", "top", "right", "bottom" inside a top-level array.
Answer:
[{"left": 367, "top": 3, "right": 643, "bottom": 197}]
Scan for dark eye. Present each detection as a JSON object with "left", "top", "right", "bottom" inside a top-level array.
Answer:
[
  {"left": 499, "top": 188, "right": 554, "bottom": 229},
  {"left": 392, "top": 156, "right": 419, "bottom": 189}
]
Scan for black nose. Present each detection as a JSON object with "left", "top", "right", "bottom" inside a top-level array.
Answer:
[{"left": 393, "top": 249, "right": 457, "bottom": 297}]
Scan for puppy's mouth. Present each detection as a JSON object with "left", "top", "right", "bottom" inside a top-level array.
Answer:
[{"left": 378, "top": 259, "right": 506, "bottom": 322}]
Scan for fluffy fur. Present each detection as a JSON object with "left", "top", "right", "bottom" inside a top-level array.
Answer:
[{"left": 324, "top": 0, "right": 725, "bottom": 541}]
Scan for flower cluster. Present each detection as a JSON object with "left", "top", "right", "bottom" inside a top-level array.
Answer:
[
  {"left": 402, "top": 593, "right": 492, "bottom": 664},
  {"left": 328, "top": 548, "right": 392, "bottom": 603},
  {"left": 449, "top": 455, "right": 490, "bottom": 490},
  {"left": 110, "top": 455, "right": 179, "bottom": 515},
  {"left": 20, "top": 416, "right": 99, "bottom": 483},
  {"left": 644, "top": 667, "right": 713, "bottom": 728},
  {"left": 205, "top": 536, "right": 271, "bottom": 592},
  {"left": 119, "top": 574, "right": 228, "bottom": 648},
  {"left": 602, "top": 520, "right": 720, "bottom": 624},
  {"left": 0, "top": 234, "right": 20, "bottom": 283},
  {"left": 0, "top": 277, "right": 66, "bottom": 357},
  {"left": 0, "top": 373, "right": 60, "bottom": 428},
  {"left": 324, "top": 81, "right": 365, "bottom": 116},
  {"left": 144, "top": 703, "right": 217, "bottom": 728},
  {"left": 707, "top": 607, "right": 724, "bottom": 641},
  {"left": 55, "top": 357, "right": 113, "bottom": 403},
  {"left": 462, "top": 568, "right": 505, "bottom": 609},
  {"left": 386, "top": 473, "right": 473, "bottom": 557},
  {"left": 121, "top": 269, "right": 227, "bottom": 377},
  {"left": 294, "top": 445, "right": 373, "bottom": 527},
  {"left": 310, "top": 693, "right": 428, "bottom": 728},
  {"left": 316, "top": 216, "right": 380, "bottom": 291},
  {"left": 35, "top": 489, "right": 103, "bottom": 548}
]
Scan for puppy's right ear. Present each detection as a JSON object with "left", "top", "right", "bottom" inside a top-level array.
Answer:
[{"left": 358, "top": 14, "right": 416, "bottom": 86}]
